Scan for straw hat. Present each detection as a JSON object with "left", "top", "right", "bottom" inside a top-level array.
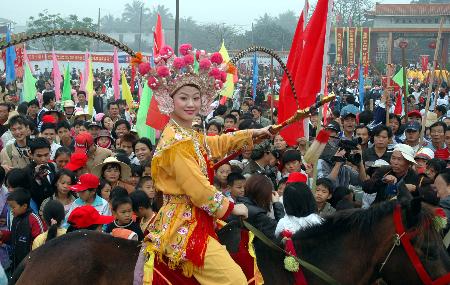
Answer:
[
  {"left": 92, "top": 156, "right": 132, "bottom": 180},
  {"left": 425, "top": 112, "right": 438, "bottom": 128},
  {"left": 73, "top": 110, "right": 92, "bottom": 121}
]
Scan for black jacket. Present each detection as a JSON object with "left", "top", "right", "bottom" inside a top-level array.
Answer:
[
  {"left": 363, "top": 166, "right": 418, "bottom": 204},
  {"left": 233, "top": 196, "right": 285, "bottom": 240}
]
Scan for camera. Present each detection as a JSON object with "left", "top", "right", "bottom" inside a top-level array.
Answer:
[
  {"left": 37, "top": 165, "right": 50, "bottom": 176},
  {"left": 332, "top": 137, "right": 362, "bottom": 165}
]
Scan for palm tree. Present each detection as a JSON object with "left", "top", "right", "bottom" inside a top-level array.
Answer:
[{"left": 122, "top": 0, "right": 149, "bottom": 32}]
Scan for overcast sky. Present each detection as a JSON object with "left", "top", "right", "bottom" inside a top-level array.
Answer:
[{"left": 3, "top": 0, "right": 411, "bottom": 29}]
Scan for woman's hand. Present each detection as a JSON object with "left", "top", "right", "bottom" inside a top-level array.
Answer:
[
  {"left": 232, "top": 203, "right": 248, "bottom": 219},
  {"left": 252, "top": 126, "right": 273, "bottom": 139}
]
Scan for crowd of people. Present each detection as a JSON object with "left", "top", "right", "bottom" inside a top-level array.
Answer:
[{"left": 0, "top": 43, "right": 449, "bottom": 283}]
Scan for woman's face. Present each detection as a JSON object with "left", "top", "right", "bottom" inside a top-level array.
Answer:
[
  {"left": 100, "top": 183, "right": 112, "bottom": 201},
  {"left": 216, "top": 164, "right": 231, "bottom": 184},
  {"left": 56, "top": 174, "right": 72, "bottom": 196},
  {"left": 115, "top": 124, "right": 129, "bottom": 139},
  {"left": 374, "top": 130, "right": 389, "bottom": 149},
  {"left": 135, "top": 142, "right": 152, "bottom": 163},
  {"left": 389, "top": 120, "right": 399, "bottom": 134},
  {"left": 103, "top": 117, "right": 114, "bottom": 130},
  {"left": 207, "top": 125, "right": 220, "bottom": 136},
  {"left": 434, "top": 174, "right": 450, "bottom": 198},
  {"left": 55, "top": 153, "right": 70, "bottom": 170},
  {"left": 103, "top": 165, "right": 121, "bottom": 183},
  {"left": 274, "top": 134, "right": 287, "bottom": 150},
  {"left": 142, "top": 180, "right": 155, "bottom": 198},
  {"left": 172, "top": 85, "right": 201, "bottom": 124}
]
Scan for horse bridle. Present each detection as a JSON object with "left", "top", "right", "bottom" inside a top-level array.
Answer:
[{"left": 379, "top": 204, "right": 450, "bottom": 285}]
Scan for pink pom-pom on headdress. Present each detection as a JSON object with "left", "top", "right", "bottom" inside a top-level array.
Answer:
[
  {"left": 147, "top": 76, "right": 160, "bottom": 90},
  {"left": 199, "top": 58, "right": 212, "bottom": 70},
  {"left": 210, "top": 52, "right": 223, "bottom": 65},
  {"left": 179, "top": 44, "right": 192, "bottom": 56},
  {"left": 220, "top": 71, "right": 228, "bottom": 83},
  {"left": 208, "top": 68, "right": 222, "bottom": 81},
  {"left": 157, "top": 66, "right": 170, "bottom": 77},
  {"left": 138, "top": 62, "right": 151, "bottom": 75},
  {"left": 159, "top": 46, "right": 174, "bottom": 60},
  {"left": 183, "top": 54, "right": 195, "bottom": 66},
  {"left": 172, "top": 57, "right": 186, "bottom": 70}
]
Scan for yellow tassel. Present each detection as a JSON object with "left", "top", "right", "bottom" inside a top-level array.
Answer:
[
  {"left": 248, "top": 232, "right": 264, "bottom": 285},
  {"left": 143, "top": 244, "right": 156, "bottom": 285},
  {"left": 181, "top": 261, "right": 195, "bottom": 278}
]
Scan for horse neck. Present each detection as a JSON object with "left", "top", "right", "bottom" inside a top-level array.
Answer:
[{"left": 295, "top": 215, "right": 398, "bottom": 285}]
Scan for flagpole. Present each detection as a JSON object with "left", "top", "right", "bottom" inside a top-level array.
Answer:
[
  {"left": 420, "top": 17, "right": 444, "bottom": 146},
  {"left": 385, "top": 32, "right": 393, "bottom": 126}
]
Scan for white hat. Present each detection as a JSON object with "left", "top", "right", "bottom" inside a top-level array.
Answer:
[
  {"left": 414, "top": 148, "right": 434, "bottom": 160},
  {"left": 372, "top": 159, "right": 390, "bottom": 168},
  {"left": 393, "top": 144, "right": 416, "bottom": 164}
]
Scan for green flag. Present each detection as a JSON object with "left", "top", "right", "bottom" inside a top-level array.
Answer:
[
  {"left": 193, "top": 50, "right": 199, "bottom": 74},
  {"left": 23, "top": 64, "right": 37, "bottom": 102},
  {"left": 136, "top": 83, "right": 156, "bottom": 145},
  {"left": 62, "top": 63, "right": 72, "bottom": 102},
  {"left": 392, "top": 67, "right": 409, "bottom": 97}
]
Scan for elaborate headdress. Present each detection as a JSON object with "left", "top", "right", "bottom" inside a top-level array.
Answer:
[{"left": 135, "top": 44, "right": 230, "bottom": 116}]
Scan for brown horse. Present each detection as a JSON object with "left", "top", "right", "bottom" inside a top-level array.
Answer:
[{"left": 11, "top": 199, "right": 450, "bottom": 285}]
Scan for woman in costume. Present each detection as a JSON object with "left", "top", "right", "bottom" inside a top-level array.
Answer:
[{"left": 137, "top": 44, "right": 272, "bottom": 284}]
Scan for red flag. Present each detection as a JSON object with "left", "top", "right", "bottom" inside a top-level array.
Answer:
[
  {"left": 393, "top": 92, "right": 402, "bottom": 115},
  {"left": 278, "top": 1, "right": 308, "bottom": 146},
  {"left": 146, "top": 96, "right": 169, "bottom": 130},
  {"left": 146, "top": 14, "right": 169, "bottom": 130},
  {"left": 420, "top": 55, "right": 429, "bottom": 72},
  {"left": 153, "top": 14, "right": 165, "bottom": 57}
]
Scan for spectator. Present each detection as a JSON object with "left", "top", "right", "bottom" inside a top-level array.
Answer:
[
  {"left": 242, "top": 141, "right": 275, "bottom": 178},
  {"left": 425, "top": 121, "right": 446, "bottom": 152},
  {"left": 362, "top": 125, "right": 392, "bottom": 169},
  {"left": 40, "top": 122, "right": 62, "bottom": 160},
  {"left": 133, "top": 138, "right": 153, "bottom": 165},
  {"left": 105, "top": 195, "right": 144, "bottom": 241},
  {"left": 74, "top": 132, "right": 112, "bottom": 172},
  {"left": 37, "top": 91, "right": 56, "bottom": 124},
  {"left": 403, "top": 121, "right": 422, "bottom": 153},
  {"left": 92, "top": 157, "right": 134, "bottom": 194},
  {"left": 32, "top": 200, "right": 66, "bottom": 250},
  {"left": 315, "top": 177, "right": 336, "bottom": 217},
  {"left": 53, "top": 147, "right": 71, "bottom": 171},
  {"left": 57, "top": 121, "right": 75, "bottom": 152},
  {"left": 355, "top": 124, "right": 370, "bottom": 152},
  {"left": 251, "top": 106, "right": 271, "bottom": 127},
  {"left": 66, "top": 205, "right": 114, "bottom": 232}
]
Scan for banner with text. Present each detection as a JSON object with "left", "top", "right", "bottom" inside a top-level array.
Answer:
[
  {"left": 347, "top": 27, "right": 357, "bottom": 66},
  {"left": 361, "top": 27, "right": 370, "bottom": 76},
  {"left": 335, "top": 27, "right": 344, "bottom": 65}
]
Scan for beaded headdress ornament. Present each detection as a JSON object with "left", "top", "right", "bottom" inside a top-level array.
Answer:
[{"left": 135, "top": 44, "right": 232, "bottom": 116}]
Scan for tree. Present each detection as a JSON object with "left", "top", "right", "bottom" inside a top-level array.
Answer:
[
  {"left": 332, "top": 0, "right": 375, "bottom": 26},
  {"left": 121, "top": 0, "right": 150, "bottom": 32}
]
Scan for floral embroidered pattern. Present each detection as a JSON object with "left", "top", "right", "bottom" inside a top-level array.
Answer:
[{"left": 200, "top": 192, "right": 225, "bottom": 216}]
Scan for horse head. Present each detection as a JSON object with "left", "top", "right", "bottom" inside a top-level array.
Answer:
[{"left": 380, "top": 186, "right": 450, "bottom": 284}]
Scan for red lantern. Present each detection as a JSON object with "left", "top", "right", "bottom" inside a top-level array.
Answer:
[
  {"left": 399, "top": 41, "right": 408, "bottom": 49},
  {"left": 429, "top": 41, "right": 436, "bottom": 49}
]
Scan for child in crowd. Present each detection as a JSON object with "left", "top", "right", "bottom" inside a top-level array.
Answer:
[
  {"left": 105, "top": 195, "right": 144, "bottom": 241},
  {"left": 314, "top": 178, "right": 336, "bottom": 217},
  {"left": 64, "top": 152, "right": 89, "bottom": 177},
  {"left": 214, "top": 163, "right": 232, "bottom": 194},
  {"left": 40, "top": 169, "right": 76, "bottom": 217},
  {"left": 118, "top": 133, "right": 139, "bottom": 165},
  {"left": 32, "top": 200, "right": 66, "bottom": 250},
  {"left": 5, "top": 169, "right": 39, "bottom": 214},
  {"left": 66, "top": 174, "right": 111, "bottom": 224},
  {"left": 0, "top": 188, "right": 46, "bottom": 270},
  {"left": 275, "top": 182, "right": 322, "bottom": 237},
  {"left": 137, "top": 176, "right": 155, "bottom": 199},
  {"left": 96, "top": 179, "right": 112, "bottom": 202},
  {"left": 130, "top": 191, "right": 155, "bottom": 236},
  {"left": 282, "top": 149, "right": 303, "bottom": 175},
  {"left": 66, "top": 205, "right": 114, "bottom": 233},
  {"left": 226, "top": 172, "right": 246, "bottom": 202},
  {"left": 127, "top": 164, "right": 143, "bottom": 187}
]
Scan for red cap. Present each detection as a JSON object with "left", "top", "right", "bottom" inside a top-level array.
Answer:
[
  {"left": 42, "top": 114, "right": 57, "bottom": 124},
  {"left": 65, "top": 153, "right": 88, "bottom": 172},
  {"left": 70, "top": 173, "right": 99, "bottom": 192},
  {"left": 67, "top": 205, "right": 114, "bottom": 229},
  {"left": 287, "top": 172, "right": 308, "bottom": 184},
  {"left": 407, "top": 110, "right": 422, "bottom": 118},
  {"left": 74, "top": 132, "right": 94, "bottom": 153},
  {"left": 434, "top": 149, "right": 450, "bottom": 160}
]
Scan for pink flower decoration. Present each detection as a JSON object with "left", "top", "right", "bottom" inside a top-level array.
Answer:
[
  {"left": 157, "top": 66, "right": 170, "bottom": 77},
  {"left": 210, "top": 52, "right": 223, "bottom": 65},
  {"left": 172, "top": 57, "right": 186, "bottom": 70},
  {"left": 147, "top": 76, "right": 159, "bottom": 90},
  {"left": 199, "top": 59, "right": 211, "bottom": 70},
  {"left": 159, "top": 45, "right": 174, "bottom": 59},
  {"left": 138, "top": 62, "right": 151, "bottom": 75},
  {"left": 179, "top": 44, "right": 192, "bottom": 56},
  {"left": 208, "top": 68, "right": 222, "bottom": 80},
  {"left": 183, "top": 54, "right": 194, "bottom": 65},
  {"left": 215, "top": 81, "right": 224, "bottom": 89},
  {"left": 220, "top": 71, "right": 227, "bottom": 83}
]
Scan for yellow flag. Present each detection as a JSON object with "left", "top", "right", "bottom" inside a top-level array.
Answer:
[
  {"left": 219, "top": 41, "right": 234, "bottom": 98},
  {"left": 121, "top": 71, "right": 133, "bottom": 107},
  {"left": 86, "top": 57, "right": 94, "bottom": 115}
]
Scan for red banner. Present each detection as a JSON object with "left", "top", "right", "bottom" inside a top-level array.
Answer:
[
  {"left": 420, "top": 55, "right": 429, "bottom": 72},
  {"left": 361, "top": 27, "right": 370, "bottom": 76},
  {"left": 347, "top": 27, "right": 357, "bottom": 66},
  {"left": 335, "top": 27, "right": 344, "bottom": 65},
  {"left": 25, "top": 52, "right": 150, "bottom": 63}
]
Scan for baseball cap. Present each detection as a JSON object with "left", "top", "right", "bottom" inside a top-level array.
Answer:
[
  {"left": 415, "top": 148, "right": 434, "bottom": 160},
  {"left": 63, "top": 100, "right": 75, "bottom": 108},
  {"left": 404, "top": 121, "right": 420, "bottom": 132},
  {"left": 70, "top": 173, "right": 100, "bottom": 192},
  {"left": 65, "top": 153, "right": 88, "bottom": 172},
  {"left": 340, "top": 104, "right": 359, "bottom": 118},
  {"left": 407, "top": 110, "right": 422, "bottom": 118},
  {"left": 325, "top": 121, "right": 341, "bottom": 133},
  {"left": 287, "top": 172, "right": 307, "bottom": 184},
  {"left": 393, "top": 144, "right": 416, "bottom": 164},
  {"left": 67, "top": 205, "right": 114, "bottom": 229},
  {"left": 74, "top": 132, "right": 94, "bottom": 153}
]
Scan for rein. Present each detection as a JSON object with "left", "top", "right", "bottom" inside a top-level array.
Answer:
[
  {"left": 241, "top": 220, "right": 340, "bottom": 285},
  {"left": 380, "top": 204, "right": 450, "bottom": 285}
]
